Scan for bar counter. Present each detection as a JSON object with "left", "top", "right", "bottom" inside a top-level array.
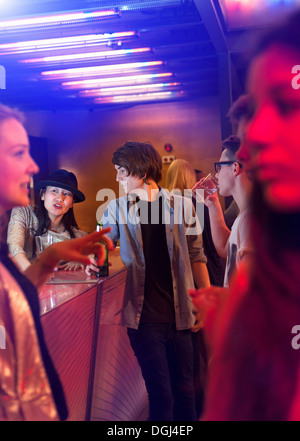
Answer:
[{"left": 39, "top": 248, "right": 148, "bottom": 421}]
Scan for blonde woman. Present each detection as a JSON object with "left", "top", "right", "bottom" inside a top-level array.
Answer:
[
  {"left": 166, "top": 158, "right": 197, "bottom": 196},
  {"left": 166, "top": 159, "right": 225, "bottom": 287}
]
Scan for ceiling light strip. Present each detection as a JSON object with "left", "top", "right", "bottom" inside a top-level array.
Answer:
[
  {"left": 0, "top": 9, "right": 119, "bottom": 30},
  {"left": 80, "top": 82, "right": 180, "bottom": 97},
  {"left": 95, "top": 91, "right": 176, "bottom": 104},
  {"left": 118, "top": 0, "right": 182, "bottom": 10},
  {"left": 42, "top": 61, "right": 163, "bottom": 79},
  {"left": 62, "top": 72, "right": 173, "bottom": 89},
  {"left": 0, "top": 32, "right": 135, "bottom": 53},
  {"left": 22, "top": 47, "right": 151, "bottom": 63}
]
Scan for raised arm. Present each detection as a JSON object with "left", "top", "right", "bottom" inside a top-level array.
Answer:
[{"left": 205, "top": 193, "right": 232, "bottom": 258}]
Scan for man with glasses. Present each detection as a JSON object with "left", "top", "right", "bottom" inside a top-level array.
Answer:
[{"left": 206, "top": 135, "right": 253, "bottom": 286}]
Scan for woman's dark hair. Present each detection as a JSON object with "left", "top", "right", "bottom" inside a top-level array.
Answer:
[
  {"left": 33, "top": 189, "right": 79, "bottom": 238},
  {"left": 112, "top": 141, "right": 162, "bottom": 184},
  {"left": 227, "top": 94, "right": 250, "bottom": 125},
  {"left": 254, "top": 9, "right": 300, "bottom": 57},
  {"left": 251, "top": 181, "right": 300, "bottom": 250}
]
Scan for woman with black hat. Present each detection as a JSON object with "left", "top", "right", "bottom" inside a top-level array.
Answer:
[{"left": 7, "top": 168, "right": 87, "bottom": 271}]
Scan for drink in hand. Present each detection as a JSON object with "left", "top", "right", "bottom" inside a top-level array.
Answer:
[
  {"left": 95, "top": 222, "right": 109, "bottom": 277},
  {"left": 192, "top": 173, "right": 218, "bottom": 203}
]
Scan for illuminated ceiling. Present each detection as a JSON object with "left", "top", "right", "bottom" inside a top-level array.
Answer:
[
  {"left": 0, "top": 0, "right": 298, "bottom": 111},
  {"left": 218, "top": 0, "right": 300, "bottom": 30},
  {"left": 0, "top": 0, "right": 218, "bottom": 110}
]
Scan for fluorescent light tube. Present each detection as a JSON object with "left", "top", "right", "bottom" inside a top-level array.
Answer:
[
  {"left": 42, "top": 61, "right": 163, "bottom": 79},
  {"left": 22, "top": 47, "right": 151, "bottom": 63},
  {"left": 0, "top": 32, "right": 135, "bottom": 54},
  {"left": 62, "top": 72, "right": 173, "bottom": 89},
  {"left": 80, "top": 82, "right": 180, "bottom": 97},
  {"left": 0, "top": 9, "right": 119, "bottom": 30},
  {"left": 95, "top": 91, "right": 175, "bottom": 103}
]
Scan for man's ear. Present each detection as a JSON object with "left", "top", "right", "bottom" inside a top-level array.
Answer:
[{"left": 233, "top": 162, "right": 242, "bottom": 176}]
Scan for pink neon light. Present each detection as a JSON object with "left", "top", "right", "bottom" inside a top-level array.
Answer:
[
  {"left": 221, "top": 0, "right": 297, "bottom": 13},
  {"left": 62, "top": 73, "right": 173, "bottom": 89},
  {"left": 79, "top": 82, "right": 180, "bottom": 97},
  {"left": 223, "top": 0, "right": 254, "bottom": 6},
  {"left": 42, "top": 61, "right": 163, "bottom": 79},
  {"left": 0, "top": 32, "right": 135, "bottom": 54},
  {"left": 21, "top": 47, "right": 151, "bottom": 63},
  {"left": 94, "top": 91, "right": 175, "bottom": 104},
  {"left": 0, "top": 9, "right": 118, "bottom": 29}
]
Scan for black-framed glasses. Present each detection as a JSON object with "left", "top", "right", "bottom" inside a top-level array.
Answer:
[{"left": 214, "top": 161, "right": 237, "bottom": 173}]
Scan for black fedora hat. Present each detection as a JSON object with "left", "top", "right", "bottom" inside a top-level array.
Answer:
[{"left": 35, "top": 169, "right": 85, "bottom": 203}]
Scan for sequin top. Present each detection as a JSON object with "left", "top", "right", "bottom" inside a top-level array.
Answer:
[
  {"left": 7, "top": 205, "right": 86, "bottom": 262},
  {"left": 0, "top": 244, "right": 68, "bottom": 420}
]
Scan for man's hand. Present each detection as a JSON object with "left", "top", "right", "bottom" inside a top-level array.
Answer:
[{"left": 189, "top": 286, "right": 229, "bottom": 344}]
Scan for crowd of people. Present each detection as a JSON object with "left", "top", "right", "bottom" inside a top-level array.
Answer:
[
  {"left": 1, "top": 7, "right": 300, "bottom": 421},
  {"left": 0, "top": 103, "right": 113, "bottom": 420}
]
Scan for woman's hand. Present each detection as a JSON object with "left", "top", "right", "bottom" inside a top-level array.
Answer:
[
  {"left": 25, "top": 228, "right": 113, "bottom": 290},
  {"left": 41, "top": 228, "right": 113, "bottom": 269},
  {"left": 58, "top": 262, "right": 85, "bottom": 271}
]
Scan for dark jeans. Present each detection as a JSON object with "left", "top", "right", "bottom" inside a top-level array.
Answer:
[{"left": 127, "top": 323, "right": 196, "bottom": 421}]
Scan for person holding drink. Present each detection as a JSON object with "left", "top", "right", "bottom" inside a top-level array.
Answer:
[
  {"left": 190, "top": 8, "right": 300, "bottom": 421},
  {"left": 194, "top": 135, "right": 253, "bottom": 287},
  {"left": 7, "top": 168, "right": 87, "bottom": 271}
]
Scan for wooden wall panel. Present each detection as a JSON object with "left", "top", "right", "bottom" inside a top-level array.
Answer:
[{"left": 25, "top": 97, "right": 223, "bottom": 233}]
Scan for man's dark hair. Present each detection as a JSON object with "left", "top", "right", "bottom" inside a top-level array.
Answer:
[
  {"left": 227, "top": 94, "right": 250, "bottom": 125},
  {"left": 112, "top": 141, "right": 162, "bottom": 184},
  {"left": 221, "top": 135, "right": 241, "bottom": 160}
]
